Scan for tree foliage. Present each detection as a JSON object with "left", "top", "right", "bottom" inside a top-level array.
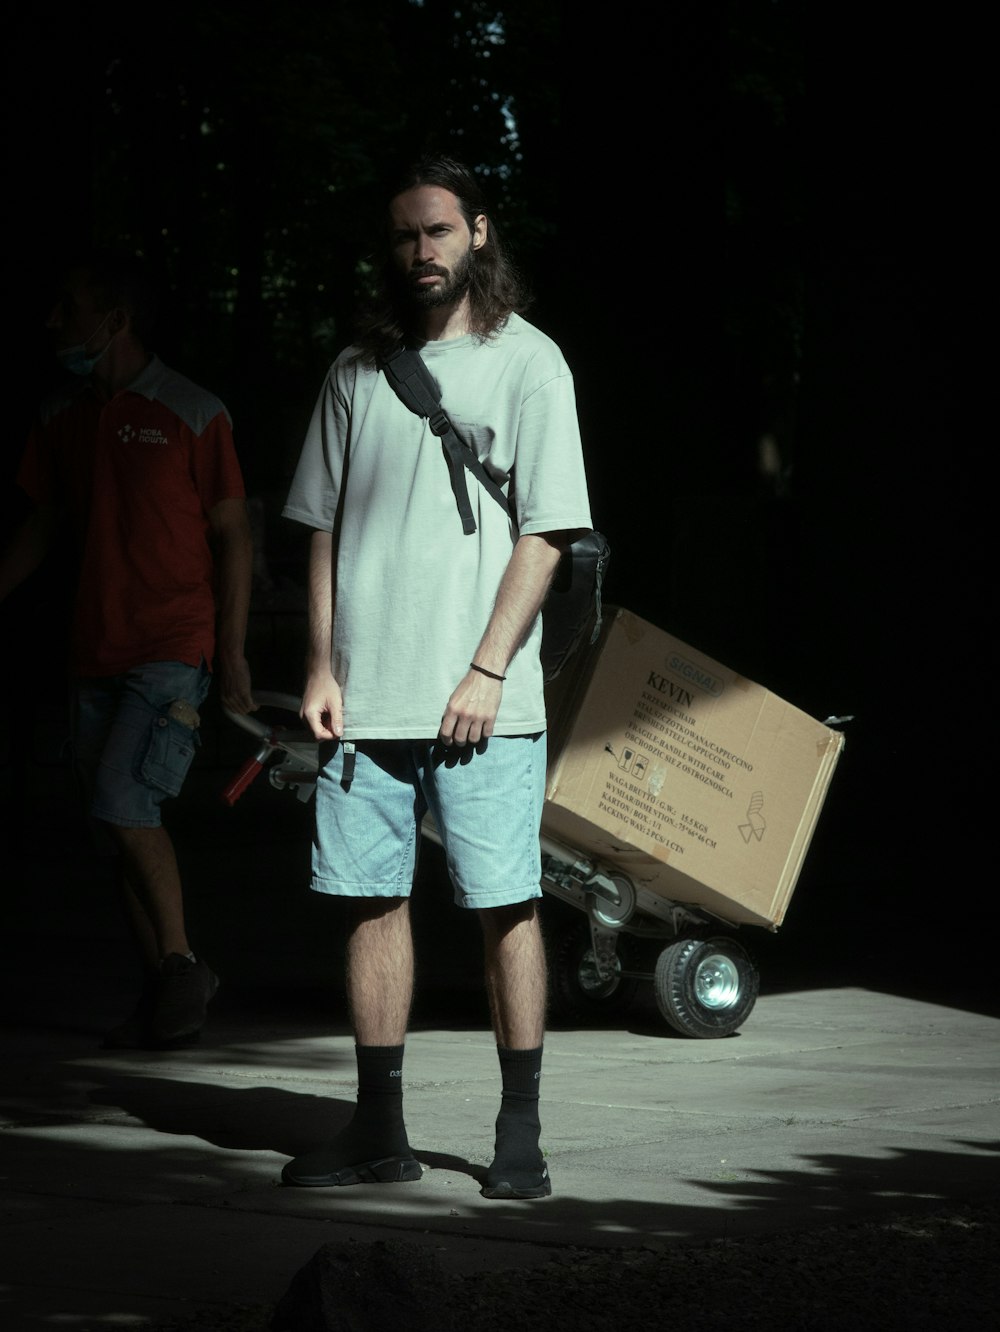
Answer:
[
  {"left": 7, "top": 1, "right": 564, "bottom": 485},
  {"left": 6, "top": 2, "right": 805, "bottom": 504}
]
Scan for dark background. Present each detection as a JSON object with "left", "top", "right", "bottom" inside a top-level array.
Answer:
[{"left": 1, "top": 3, "right": 987, "bottom": 1007}]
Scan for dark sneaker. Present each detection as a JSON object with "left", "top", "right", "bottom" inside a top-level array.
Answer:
[
  {"left": 281, "top": 1151, "right": 423, "bottom": 1187},
  {"left": 152, "top": 954, "right": 219, "bottom": 1041},
  {"left": 481, "top": 1162, "right": 552, "bottom": 1199},
  {"left": 102, "top": 1010, "right": 201, "bottom": 1050},
  {"left": 102, "top": 983, "right": 201, "bottom": 1051}
]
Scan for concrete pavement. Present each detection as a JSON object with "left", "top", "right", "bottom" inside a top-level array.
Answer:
[
  {"left": 2, "top": 952, "right": 999, "bottom": 1328},
  {"left": 2, "top": 710, "right": 999, "bottom": 1329}
]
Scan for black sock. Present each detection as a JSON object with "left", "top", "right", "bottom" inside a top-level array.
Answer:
[
  {"left": 325, "top": 1043, "right": 412, "bottom": 1162},
  {"left": 487, "top": 1045, "right": 545, "bottom": 1184}
]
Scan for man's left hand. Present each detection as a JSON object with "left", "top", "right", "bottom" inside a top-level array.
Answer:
[
  {"left": 218, "top": 655, "right": 258, "bottom": 715},
  {"left": 439, "top": 668, "right": 501, "bottom": 746}
]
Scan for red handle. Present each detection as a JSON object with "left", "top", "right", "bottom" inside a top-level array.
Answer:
[{"left": 220, "top": 756, "right": 265, "bottom": 806}]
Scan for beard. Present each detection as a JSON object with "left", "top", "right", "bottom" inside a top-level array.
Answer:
[{"left": 406, "top": 244, "right": 475, "bottom": 309}]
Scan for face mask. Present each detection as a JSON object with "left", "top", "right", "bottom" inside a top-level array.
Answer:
[{"left": 55, "top": 312, "right": 115, "bottom": 376}]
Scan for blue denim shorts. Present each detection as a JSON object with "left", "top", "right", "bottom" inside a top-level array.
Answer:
[
  {"left": 72, "top": 660, "right": 212, "bottom": 828},
  {"left": 311, "top": 734, "right": 547, "bottom": 909}
]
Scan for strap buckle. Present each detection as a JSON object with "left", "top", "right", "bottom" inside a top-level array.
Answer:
[{"left": 428, "top": 409, "right": 451, "bottom": 438}]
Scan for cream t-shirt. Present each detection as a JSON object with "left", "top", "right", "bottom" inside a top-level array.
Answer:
[{"left": 282, "top": 314, "right": 593, "bottom": 739}]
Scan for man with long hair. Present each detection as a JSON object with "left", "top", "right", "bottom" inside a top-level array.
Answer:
[{"left": 281, "top": 153, "right": 594, "bottom": 1199}]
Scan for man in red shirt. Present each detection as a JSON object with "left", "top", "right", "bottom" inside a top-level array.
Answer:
[{"left": 1, "top": 249, "right": 257, "bottom": 1047}]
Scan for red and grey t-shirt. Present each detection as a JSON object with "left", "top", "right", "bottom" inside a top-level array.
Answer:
[{"left": 17, "top": 356, "right": 246, "bottom": 676}]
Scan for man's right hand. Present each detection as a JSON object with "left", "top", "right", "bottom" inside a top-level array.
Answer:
[{"left": 300, "top": 669, "right": 344, "bottom": 741}]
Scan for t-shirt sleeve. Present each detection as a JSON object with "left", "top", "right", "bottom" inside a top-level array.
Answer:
[
  {"left": 191, "top": 410, "right": 247, "bottom": 512},
  {"left": 512, "top": 368, "right": 594, "bottom": 537},
  {"left": 15, "top": 423, "right": 56, "bottom": 506},
  {"left": 282, "top": 360, "right": 351, "bottom": 532}
]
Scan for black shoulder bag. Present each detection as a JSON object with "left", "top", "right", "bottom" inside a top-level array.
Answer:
[{"left": 380, "top": 345, "right": 610, "bottom": 681}]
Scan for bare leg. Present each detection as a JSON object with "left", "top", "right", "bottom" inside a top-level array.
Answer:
[
  {"left": 478, "top": 899, "right": 551, "bottom": 1198},
  {"left": 103, "top": 823, "right": 217, "bottom": 1044},
  {"left": 108, "top": 824, "right": 190, "bottom": 961},
  {"left": 346, "top": 898, "right": 414, "bottom": 1045},
  {"left": 478, "top": 899, "right": 547, "bottom": 1048},
  {"left": 281, "top": 896, "right": 420, "bottom": 1187},
  {"left": 116, "top": 874, "right": 161, "bottom": 974}
]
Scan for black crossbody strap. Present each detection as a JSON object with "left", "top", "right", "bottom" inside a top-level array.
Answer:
[{"left": 381, "top": 346, "right": 512, "bottom": 533}]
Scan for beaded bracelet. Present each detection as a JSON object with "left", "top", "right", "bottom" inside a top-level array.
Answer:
[{"left": 470, "top": 662, "right": 507, "bottom": 682}]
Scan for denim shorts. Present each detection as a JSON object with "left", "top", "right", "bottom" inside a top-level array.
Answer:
[
  {"left": 72, "top": 660, "right": 212, "bottom": 829},
  {"left": 311, "top": 734, "right": 547, "bottom": 909}
]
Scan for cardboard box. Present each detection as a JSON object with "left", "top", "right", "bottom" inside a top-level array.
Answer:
[{"left": 543, "top": 607, "right": 845, "bottom": 929}]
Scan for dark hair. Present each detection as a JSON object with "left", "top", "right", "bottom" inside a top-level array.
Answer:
[
  {"left": 352, "top": 153, "right": 532, "bottom": 365},
  {"left": 66, "top": 247, "right": 161, "bottom": 348}
]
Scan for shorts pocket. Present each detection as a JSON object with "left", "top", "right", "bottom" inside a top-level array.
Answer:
[{"left": 140, "top": 713, "right": 202, "bottom": 796}]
